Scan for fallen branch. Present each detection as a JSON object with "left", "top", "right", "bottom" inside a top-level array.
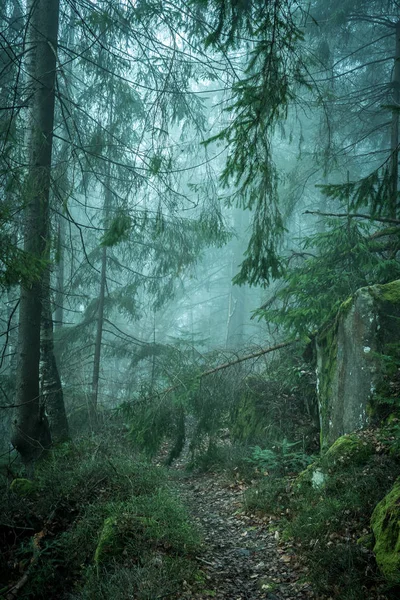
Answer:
[
  {"left": 199, "top": 340, "right": 299, "bottom": 377},
  {"left": 131, "top": 339, "right": 300, "bottom": 404}
]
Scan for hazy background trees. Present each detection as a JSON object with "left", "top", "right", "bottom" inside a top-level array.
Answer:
[{"left": 1, "top": 0, "right": 400, "bottom": 461}]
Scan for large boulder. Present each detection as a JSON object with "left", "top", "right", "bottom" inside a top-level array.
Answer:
[
  {"left": 371, "top": 477, "right": 400, "bottom": 583},
  {"left": 316, "top": 280, "right": 400, "bottom": 449}
]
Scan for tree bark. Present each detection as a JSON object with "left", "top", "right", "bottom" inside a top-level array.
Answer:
[
  {"left": 54, "top": 216, "right": 65, "bottom": 329},
  {"left": 40, "top": 264, "right": 69, "bottom": 443},
  {"left": 226, "top": 209, "right": 248, "bottom": 349},
  {"left": 90, "top": 243, "right": 107, "bottom": 427},
  {"left": 390, "top": 20, "right": 400, "bottom": 220},
  {"left": 11, "top": 0, "right": 60, "bottom": 465},
  {"left": 89, "top": 87, "right": 113, "bottom": 426}
]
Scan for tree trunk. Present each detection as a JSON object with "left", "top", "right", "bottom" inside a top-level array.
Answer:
[
  {"left": 40, "top": 264, "right": 69, "bottom": 443},
  {"left": 54, "top": 216, "right": 65, "bottom": 329},
  {"left": 53, "top": 1, "right": 75, "bottom": 332},
  {"left": 89, "top": 243, "right": 107, "bottom": 427},
  {"left": 390, "top": 21, "right": 400, "bottom": 220},
  {"left": 89, "top": 88, "right": 113, "bottom": 426},
  {"left": 226, "top": 209, "right": 248, "bottom": 349},
  {"left": 11, "top": 0, "right": 60, "bottom": 465}
]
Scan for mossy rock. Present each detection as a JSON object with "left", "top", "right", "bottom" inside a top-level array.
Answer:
[
  {"left": 371, "top": 477, "right": 400, "bottom": 583},
  {"left": 371, "top": 279, "right": 400, "bottom": 305},
  {"left": 295, "top": 434, "right": 372, "bottom": 491},
  {"left": 295, "top": 461, "right": 323, "bottom": 490},
  {"left": 10, "top": 478, "right": 38, "bottom": 498},
  {"left": 94, "top": 517, "right": 120, "bottom": 564},
  {"left": 321, "top": 434, "right": 373, "bottom": 468},
  {"left": 317, "top": 280, "right": 400, "bottom": 448},
  {"left": 357, "top": 533, "right": 374, "bottom": 550}
]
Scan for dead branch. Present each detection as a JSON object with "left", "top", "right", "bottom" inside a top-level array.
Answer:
[{"left": 198, "top": 339, "right": 299, "bottom": 378}]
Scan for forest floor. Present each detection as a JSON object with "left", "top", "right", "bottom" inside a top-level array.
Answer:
[{"left": 170, "top": 468, "right": 316, "bottom": 600}]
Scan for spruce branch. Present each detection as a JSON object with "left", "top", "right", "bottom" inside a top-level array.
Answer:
[{"left": 304, "top": 210, "right": 400, "bottom": 225}]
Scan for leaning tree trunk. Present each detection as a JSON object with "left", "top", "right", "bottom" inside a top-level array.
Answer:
[
  {"left": 11, "top": 0, "right": 60, "bottom": 465},
  {"left": 40, "top": 264, "right": 69, "bottom": 443}
]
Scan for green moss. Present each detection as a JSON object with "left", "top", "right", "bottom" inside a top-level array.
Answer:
[
  {"left": 339, "top": 295, "right": 354, "bottom": 317},
  {"left": 10, "top": 478, "right": 38, "bottom": 498},
  {"left": 231, "top": 387, "right": 269, "bottom": 442},
  {"left": 322, "top": 434, "right": 373, "bottom": 467},
  {"left": 94, "top": 517, "right": 120, "bottom": 565},
  {"left": 295, "top": 460, "right": 323, "bottom": 491},
  {"left": 357, "top": 533, "right": 374, "bottom": 550},
  {"left": 371, "top": 477, "right": 400, "bottom": 583},
  {"left": 372, "top": 279, "right": 400, "bottom": 304},
  {"left": 295, "top": 434, "right": 371, "bottom": 492}
]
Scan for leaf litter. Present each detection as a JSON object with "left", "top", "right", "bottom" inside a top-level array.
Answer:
[{"left": 170, "top": 470, "right": 316, "bottom": 600}]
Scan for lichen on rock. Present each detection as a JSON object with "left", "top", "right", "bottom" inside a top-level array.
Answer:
[{"left": 371, "top": 477, "right": 400, "bottom": 583}]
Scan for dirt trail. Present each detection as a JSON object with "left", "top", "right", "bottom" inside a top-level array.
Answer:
[{"left": 172, "top": 471, "right": 316, "bottom": 600}]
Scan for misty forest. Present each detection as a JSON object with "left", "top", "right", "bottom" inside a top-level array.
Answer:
[{"left": 3, "top": 1, "right": 400, "bottom": 599}]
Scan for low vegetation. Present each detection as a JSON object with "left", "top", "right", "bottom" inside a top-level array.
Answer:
[
  {"left": 244, "top": 425, "right": 400, "bottom": 599},
  {"left": 0, "top": 436, "right": 201, "bottom": 600}
]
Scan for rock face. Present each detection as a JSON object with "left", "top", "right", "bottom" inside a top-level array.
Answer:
[{"left": 316, "top": 280, "right": 400, "bottom": 449}]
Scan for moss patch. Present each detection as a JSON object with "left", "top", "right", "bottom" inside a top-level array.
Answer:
[
  {"left": 372, "top": 279, "right": 400, "bottom": 305},
  {"left": 10, "top": 478, "right": 38, "bottom": 498},
  {"left": 94, "top": 516, "right": 120, "bottom": 564},
  {"left": 322, "top": 433, "right": 373, "bottom": 467},
  {"left": 371, "top": 477, "right": 400, "bottom": 583}
]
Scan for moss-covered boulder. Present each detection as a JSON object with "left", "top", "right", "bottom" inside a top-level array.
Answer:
[
  {"left": 371, "top": 477, "right": 400, "bottom": 583},
  {"left": 295, "top": 433, "right": 373, "bottom": 492},
  {"left": 317, "top": 280, "right": 400, "bottom": 449},
  {"left": 10, "top": 478, "right": 38, "bottom": 498},
  {"left": 322, "top": 433, "right": 373, "bottom": 465}
]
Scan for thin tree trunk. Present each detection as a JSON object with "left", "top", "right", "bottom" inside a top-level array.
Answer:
[
  {"left": 390, "top": 21, "right": 400, "bottom": 220},
  {"left": 11, "top": 0, "right": 60, "bottom": 465},
  {"left": 54, "top": 216, "right": 65, "bottom": 329},
  {"left": 89, "top": 86, "right": 113, "bottom": 426},
  {"left": 54, "top": 1, "right": 75, "bottom": 331},
  {"left": 40, "top": 264, "right": 69, "bottom": 443},
  {"left": 226, "top": 209, "right": 248, "bottom": 349},
  {"left": 90, "top": 243, "right": 107, "bottom": 426}
]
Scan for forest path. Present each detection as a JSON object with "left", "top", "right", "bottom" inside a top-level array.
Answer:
[{"left": 170, "top": 470, "right": 316, "bottom": 600}]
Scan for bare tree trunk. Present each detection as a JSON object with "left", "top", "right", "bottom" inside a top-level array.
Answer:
[
  {"left": 54, "top": 1, "right": 75, "bottom": 332},
  {"left": 89, "top": 86, "right": 113, "bottom": 426},
  {"left": 40, "top": 264, "right": 69, "bottom": 443},
  {"left": 226, "top": 209, "right": 248, "bottom": 349},
  {"left": 54, "top": 216, "right": 65, "bottom": 329},
  {"left": 390, "top": 21, "right": 400, "bottom": 220},
  {"left": 90, "top": 243, "right": 107, "bottom": 426},
  {"left": 11, "top": 0, "right": 60, "bottom": 465}
]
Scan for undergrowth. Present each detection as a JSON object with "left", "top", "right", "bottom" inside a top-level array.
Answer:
[
  {"left": 0, "top": 435, "right": 201, "bottom": 600},
  {"left": 244, "top": 428, "right": 400, "bottom": 600}
]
